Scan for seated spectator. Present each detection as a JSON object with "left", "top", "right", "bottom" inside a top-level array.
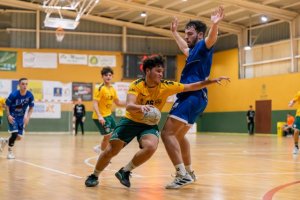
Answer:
[{"left": 282, "top": 113, "right": 295, "bottom": 137}]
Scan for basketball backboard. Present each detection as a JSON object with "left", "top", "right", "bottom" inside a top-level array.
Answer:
[{"left": 42, "top": 0, "right": 100, "bottom": 30}]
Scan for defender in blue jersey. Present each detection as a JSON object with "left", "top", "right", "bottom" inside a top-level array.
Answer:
[
  {"left": 161, "top": 6, "right": 225, "bottom": 189},
  {"left": 0, "top": 78, "right": 34, "bottom": 159}
]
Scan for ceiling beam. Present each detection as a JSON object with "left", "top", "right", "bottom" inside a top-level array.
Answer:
[
  {"left": 281, "top": 2, "right": 300, "bottom": 9},
  {"left": 216, "top": 0, "right": 298, "bottom": 21},
  {"left": 0, "top": 0, "right": 175, "bottom": 38},
  {"left": 100, "top": 0, "right": 243, "bottom": 34},
  {"left": 262, "top": 0, "right": 281, "bottom": 4},
  {"left": 223, "top": 8, "right": 245, "bottom": 17},
  {"left": 180, "top": 1, "right": 211, "bottom": 13},
  {"left": 147, "top": 16, "right": 169, "bottom": 25},
  {"left": 148, "top": 1, "right": 186, "bottom": 25}
]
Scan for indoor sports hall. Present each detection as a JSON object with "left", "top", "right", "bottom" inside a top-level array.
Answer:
[{"left": 0, "top": 0, "right": 300, "bottom": 200}]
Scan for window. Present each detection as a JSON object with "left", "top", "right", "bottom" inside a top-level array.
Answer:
[{"left": 123, "top": 54, "right": 176, "bottom": 80}]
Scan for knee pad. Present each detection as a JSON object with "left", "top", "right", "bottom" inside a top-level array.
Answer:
[{"left": 8, "top": 132, "right": 18, "bottom": 147}]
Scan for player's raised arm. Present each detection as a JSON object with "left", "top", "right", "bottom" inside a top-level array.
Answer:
[
  {"left": 171, "top": 16, "right": 189, "bottom": 56},
  {"left": 205, "top": 6, "right": 224, "bottom": 49}
]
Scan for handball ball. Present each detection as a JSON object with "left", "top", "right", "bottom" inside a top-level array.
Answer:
[{"left": 143, "top": 107, "right": 161, "bottom": 125}]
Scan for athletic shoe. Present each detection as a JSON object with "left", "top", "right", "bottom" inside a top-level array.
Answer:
[
  {"left": 165, "top": 173, "right": 193, "bottom": 189},
  {"left": 188, "top": 171, "right": 197, "bottom": 182},
  {"left": 85, "top": 174, "right": 99, "bottom": 187},
  {"left": 0, "top": 138, "right": 7, "bottom": 152},
  {"left": 7, "top": 150, "right": 15, "bottom": 159},
  {"left": 115, "top": 168, "right": 131, "bottom": 188},
  {"left": 293, "top": 147, "right": 299, "bottom": 154},
  {"left": 93, "top": 145, "right": 101, "bottom": 154}
]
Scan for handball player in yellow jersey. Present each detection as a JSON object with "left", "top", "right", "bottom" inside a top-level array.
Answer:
[{"left": 85, "top": 55, "right": 230, "bottom": 188}]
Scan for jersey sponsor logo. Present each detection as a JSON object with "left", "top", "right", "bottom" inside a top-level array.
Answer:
[
  {"left": 134, "top": 78, "right": 144, "bottom": 85},
  {"left": 161, "top": 80, "right": 175, "bottom": 85},
  {"left": 129, "top": 88, "right": 136, "bottom": 92},
  {"left": 145, "top": 99, "right": 162, "bottom": 106},
  {"left": 145, "top": 100, "right": 154, "bottom": 105}
]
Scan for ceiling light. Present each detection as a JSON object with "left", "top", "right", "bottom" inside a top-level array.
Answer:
[
  {"left": 261, "top": 15, "right": 268, "bottom": 23},
  {"left": 140, "top": 11, "right": 147, "bottom": 17},
  {"left": 244, "top": 46, "right": 252, "bottom": 51}
]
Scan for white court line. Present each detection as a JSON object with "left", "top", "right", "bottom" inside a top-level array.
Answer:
[
  {"left": 84, "top": 156, "right": 98, "bottom": 168},
  {"left": 84, "top": 155, "right": 143, "bottom": 177},
  {"left": 2, "top": 156, "right": 299, "bottom": 181},
  {"left": 208, "top": 152, "right": 300, "bottom": 164},
  {"left": 1, "top": 155, "right": 83, "bottom": 179}
]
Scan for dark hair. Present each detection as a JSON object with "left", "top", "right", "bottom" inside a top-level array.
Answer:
[
  {"left": 142, "top": 55, "right": 165, "bottom": 73},
  {"left": 185, "top": 20, "right": 207, "bottom": 35},
  {"left": 19, "top": 78, "right": 28, "bottom": 83},
  {"left": 101, "top": 67, "right": 113, "bottom": 76}
]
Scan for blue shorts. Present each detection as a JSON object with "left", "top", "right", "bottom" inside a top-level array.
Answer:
[
  {"left": 169, "top": 93, "right": 207, "bottom": 125},
  {"left": 8, "top": 117, "right": 25, "bottom": 135}
]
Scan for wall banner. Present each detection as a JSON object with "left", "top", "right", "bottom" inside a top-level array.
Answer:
[
  {"left": 58, "top": 53, "right": 88, "bottom": 65},
  {"left": 88, "top": 55, "right": 116, "bottom": 67},
  {"left": 23, "top": 52, "right": 57, "bottom": 69},
  {"left": 0, "top": 51, "right": 17, "bottom": 71},
  {"left": 113, "top": 82, "right": 130, "bottom": 102},
  {"left": 43, "top": 81, "right": 72, "bottom": 102},
  {"left": 28, "top": 80, "right": 43, "bottom": 101},
  {"left": 0, "top": 79, "right": 12, "bottom": 97},
  {"left": 31, "top": 102, "right": 61, "bottom": 119},
  {"left": 72, "top": 82, "right": 93, "bottom": 101}
]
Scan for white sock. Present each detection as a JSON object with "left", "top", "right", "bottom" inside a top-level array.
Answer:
[
  {"left": 123, "top": 161, "right": 136, "bottom": 172},
  {"left": 175, "top": 163, "right": 186, "bottom": 176},
  {"left": 185, "top": 165, "right": 193, "bottom": 173},
  {"left": 93, "top": 169, "right": 101, "bottom": 177}
]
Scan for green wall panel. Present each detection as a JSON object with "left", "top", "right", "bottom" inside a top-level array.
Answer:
[
  {"left": 197, "top": 110, "right": 295, "bottom": 134},
  {"left": 0, "top": 110, "right": 295, "bottom": 134}
]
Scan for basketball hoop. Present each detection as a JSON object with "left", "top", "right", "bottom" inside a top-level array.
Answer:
[{"left": 55, "top": 27, "right": 65, "bottom": 42}]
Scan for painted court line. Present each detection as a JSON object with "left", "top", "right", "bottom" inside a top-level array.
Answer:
[
  {"left": 263, "top": 180, "right": 300, "bottom": 200},
  {"left": 84, "top": 156, "right": 143, "bottom": 177},
  {"left": 1, "top": 155, "right": 83, "bottom": 179}
]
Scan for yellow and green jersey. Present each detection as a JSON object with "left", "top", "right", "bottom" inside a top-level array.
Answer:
[
  {"left": 292, "top": 91, "right": 300, "bottom": 117},
  {"left": 92, "top": 83, "right": 119, "bottom": 119},
  {"left": 0, "top": 97, "right": 5, "bottom": 116},
  {"left": 126, "top": 78, "right": 184, "bottom": 123}
]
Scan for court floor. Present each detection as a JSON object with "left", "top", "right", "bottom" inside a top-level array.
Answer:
[{"left": 0, "top": 132, "right": 299, "bottom": 200}]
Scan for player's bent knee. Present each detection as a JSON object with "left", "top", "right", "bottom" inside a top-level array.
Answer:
[{"left": 144, "top": 144, "right": 157, "bottom": 153}]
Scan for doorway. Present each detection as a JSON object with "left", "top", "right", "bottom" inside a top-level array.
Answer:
[{"left": 255, "top": 100, "right": 272, "bottom": 133}]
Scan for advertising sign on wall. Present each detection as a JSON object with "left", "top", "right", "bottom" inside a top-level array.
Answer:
[
  {"left": 59, "top": 53, "right": 88, "bottom": 65},
  {"left": 72, "top": 82, "right": 93, "bottom": 101},
  {"left": 31, "top": 102, "right": 61, "bottom": 119},
  {"left": 0, "top": 51, "right": 17, "bottom": 71},
  {"left": 88, "top": 55, "right": 116, "bottom": 67},
  {"left": 23, "top": 52, "right": 57, "bottom": 69}
]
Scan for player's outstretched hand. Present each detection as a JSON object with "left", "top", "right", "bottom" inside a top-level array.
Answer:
[
  {"left": 214, "top": 76, "right": 230, "bottom": 85},
  {"left": 211, "top": 6, "right": 225, "bottom": 24},
  {"left": 170, "top": 16, "right": 179, "bottom": 33}
]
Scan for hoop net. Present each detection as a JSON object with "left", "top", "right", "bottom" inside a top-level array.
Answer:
[{"left": 55, "top": 27, "right": 65, "bottom": 42}]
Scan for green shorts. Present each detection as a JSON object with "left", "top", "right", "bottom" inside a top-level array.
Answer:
[
  {"left": 110, "top": 117, "right": 159, "bottom": 144},
  {"left": 93, "top": 115, "right": 116, "bottom": 135},
  {"left": 293, "top": 116, "right": 300, "bottom": 130}
]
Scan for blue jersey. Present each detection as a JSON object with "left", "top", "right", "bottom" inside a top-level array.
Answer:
[
  {"left": 6, "top": 90, "right": 34, "bottom": 118},
  {"left": 178, "top": 39, "right": 214, "bottom": 98}
]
